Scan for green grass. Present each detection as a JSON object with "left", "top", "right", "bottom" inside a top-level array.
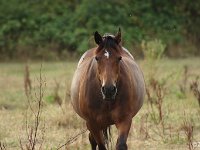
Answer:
[{"left": 0, "top": 57, "right": 200, "bottom": 150}]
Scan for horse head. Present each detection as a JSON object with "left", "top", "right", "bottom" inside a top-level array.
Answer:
[{"left": 94, "top": 28, "right": 122, "bottom": 100}]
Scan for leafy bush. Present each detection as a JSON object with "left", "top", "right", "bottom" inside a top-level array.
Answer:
[
  {"left": 142, "top": 39, "right": 166, "bottom": 61},
  {"left": 0, "top": 0, "right": 199, "bottom": 60}
]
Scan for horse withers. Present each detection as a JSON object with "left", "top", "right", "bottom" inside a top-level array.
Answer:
[{"left": 70, "top": 28, "right": 145, "bottom": 150}]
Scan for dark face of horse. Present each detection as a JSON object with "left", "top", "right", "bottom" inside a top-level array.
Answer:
[{"left": 94, "top": 29, "right": 122, "bottom": 100}]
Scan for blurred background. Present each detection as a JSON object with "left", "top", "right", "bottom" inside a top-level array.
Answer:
[{"left": 0, "top": 0, "right": 200, "bottom": 61}]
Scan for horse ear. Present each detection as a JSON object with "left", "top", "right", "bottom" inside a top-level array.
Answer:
[
  {"left": 94, "top": 31, "right": 102, "bottom": 45},
  {"left": 115, "top": 28, "right": 121, "bottom": 44}
]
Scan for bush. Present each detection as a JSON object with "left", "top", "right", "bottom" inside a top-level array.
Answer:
[
  {"left": 142, "top": 39, "right": 166, "bottom": 61},
  {"left": 0, "top": 0, "right": 199, "bottom": 60}
]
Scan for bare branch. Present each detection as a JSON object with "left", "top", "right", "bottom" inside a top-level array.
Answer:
[{"left": 56, "top": 129, "right": 87, "bottom": 150}]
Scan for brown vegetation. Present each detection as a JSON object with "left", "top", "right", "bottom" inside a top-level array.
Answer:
[{"left": 190, "top": 76, "right": 200, "bottom": 107}]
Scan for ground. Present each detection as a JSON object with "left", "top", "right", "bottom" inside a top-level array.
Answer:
[{"left": 0, "top": 57, "right": 200, "bottom": 150}]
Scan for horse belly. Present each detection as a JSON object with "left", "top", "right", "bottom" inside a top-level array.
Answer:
[
  {"left": 128, "top": 62, "right": 145, "bottom": 116},
  {"left": 70, "top": 69, "right": 85, "bottom": 118}
]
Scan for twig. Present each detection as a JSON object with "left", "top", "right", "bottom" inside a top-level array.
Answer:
[
  {"left": 56, "top": 129, "right": 87, "bottom": 150},
  {"left": 20, "top": 63, "right": 45, "bottom": 150},
  {"left": 32, "top": 65, "right": 43, "bottom": 150}
]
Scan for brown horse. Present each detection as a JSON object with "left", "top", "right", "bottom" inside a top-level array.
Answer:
[{"left": 71, "top": 28, "right": 145, "bottom": 150}]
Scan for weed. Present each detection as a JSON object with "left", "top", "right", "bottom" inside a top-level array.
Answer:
[
  {"left": 190, "top": 76, "right": 200, "bottom": 107},
  {"left": 146, "top": 77, "right": 166, "bottom": 125},
  {"left": 20, "top": 64, "right": 45, "bottom": 150},
  {"left": 179, "top": 65, "right": 189, "bottom": 96},
  {"left": 53, "top": 79, "right": 63, "bottom": 111},
  {"left": 24, "top": 64, "right": 32, "bottom": 97},
  {"left": 182, "top": 114, "right": 194, "bottom": 150},
  {"left": 139, "top": 113, "right": 150, "bottom": 139}
]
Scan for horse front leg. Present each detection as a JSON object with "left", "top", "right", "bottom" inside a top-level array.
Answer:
[
  {"left": 115, "top": 119, "right": 132, "bottom": 150},
  {"left": 89, "top": 132, "right": 97, "bottom": 150},
  {"left": 87, "top": 122, "right": 107, "bottom": 150}
]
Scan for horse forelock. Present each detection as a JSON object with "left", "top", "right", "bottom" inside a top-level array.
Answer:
[
  {"left": 96, "top": 35, "right": 121, "bottom": 55},
  {"left": 103, "top": 35, "right": 117, "bottom": 48}
]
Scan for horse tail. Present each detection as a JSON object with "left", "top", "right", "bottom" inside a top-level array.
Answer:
[{"left": 103, "top": 126, "right": 112, "bottom": 150}]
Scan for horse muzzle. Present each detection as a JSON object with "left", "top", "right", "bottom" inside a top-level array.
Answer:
[{"left": 101, "top": 85, "right": 117, "bottom": 100}]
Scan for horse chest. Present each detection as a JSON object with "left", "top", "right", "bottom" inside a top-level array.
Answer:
[
  {"left": 86, "top": 101, "right": 127, "bottom": 125},
  {"left": 89, "top": 111, "right": 114, "bottom": 127},
  {"left": 83, "top": 102, "right": 113, "bottom": 123}
]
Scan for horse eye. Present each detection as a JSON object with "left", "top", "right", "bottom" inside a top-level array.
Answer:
[
  {"left": 95, "top": 56, "right": 100, "bottom": 61},
  {"left": 118, "top": 56, "right": 122, "bottom": 61}
]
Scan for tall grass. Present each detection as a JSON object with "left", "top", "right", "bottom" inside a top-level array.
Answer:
[{"left": 0, "top": 58, "right": 200, "bottom": 149}]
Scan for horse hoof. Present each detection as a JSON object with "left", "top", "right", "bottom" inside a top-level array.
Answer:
[{"left": 117, "top": 143, "right": 127, "bottom": 150}]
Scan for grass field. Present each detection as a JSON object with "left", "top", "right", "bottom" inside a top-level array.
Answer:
[{"left": 0, "top": 57, "right": 200, "bottom": 150}]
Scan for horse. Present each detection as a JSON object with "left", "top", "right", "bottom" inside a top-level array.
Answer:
[{"left": 70, "top": 28, "right": 145, "bottom": 150}]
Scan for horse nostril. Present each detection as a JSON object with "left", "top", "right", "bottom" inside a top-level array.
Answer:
[
  {"left": 101, "top": 85, "right": 117, "bottom": 99},
  {"left": 102, "top": 86, "right": 106, "bottom": 93},
  {"left": 101, "top": 86, "right": 117, "bottom": 94},
  {"left": 112, "top": 86, "right": 117, "bottom": 93}
]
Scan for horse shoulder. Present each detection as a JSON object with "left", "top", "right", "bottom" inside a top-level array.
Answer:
[
  {"left": 77, "top": 48, "right": 96, "bottom": 67},
  {"left": 122, "top": 47, "right": 135, "bottom": 60},
  {"left": 71, "top": 47, "right": 96, "bottom": 102}
]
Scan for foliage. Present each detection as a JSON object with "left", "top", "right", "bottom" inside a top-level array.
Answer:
[
  {"left": 142, "top": 39, "right": 166, "bottom": 61},
  {"left": 0, "top": 0, "right": 199, "bottom": 60}
]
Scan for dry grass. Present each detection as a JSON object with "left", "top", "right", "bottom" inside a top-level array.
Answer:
[{"left": 0, "top": 58, "right": 200, "bottom": 149}]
